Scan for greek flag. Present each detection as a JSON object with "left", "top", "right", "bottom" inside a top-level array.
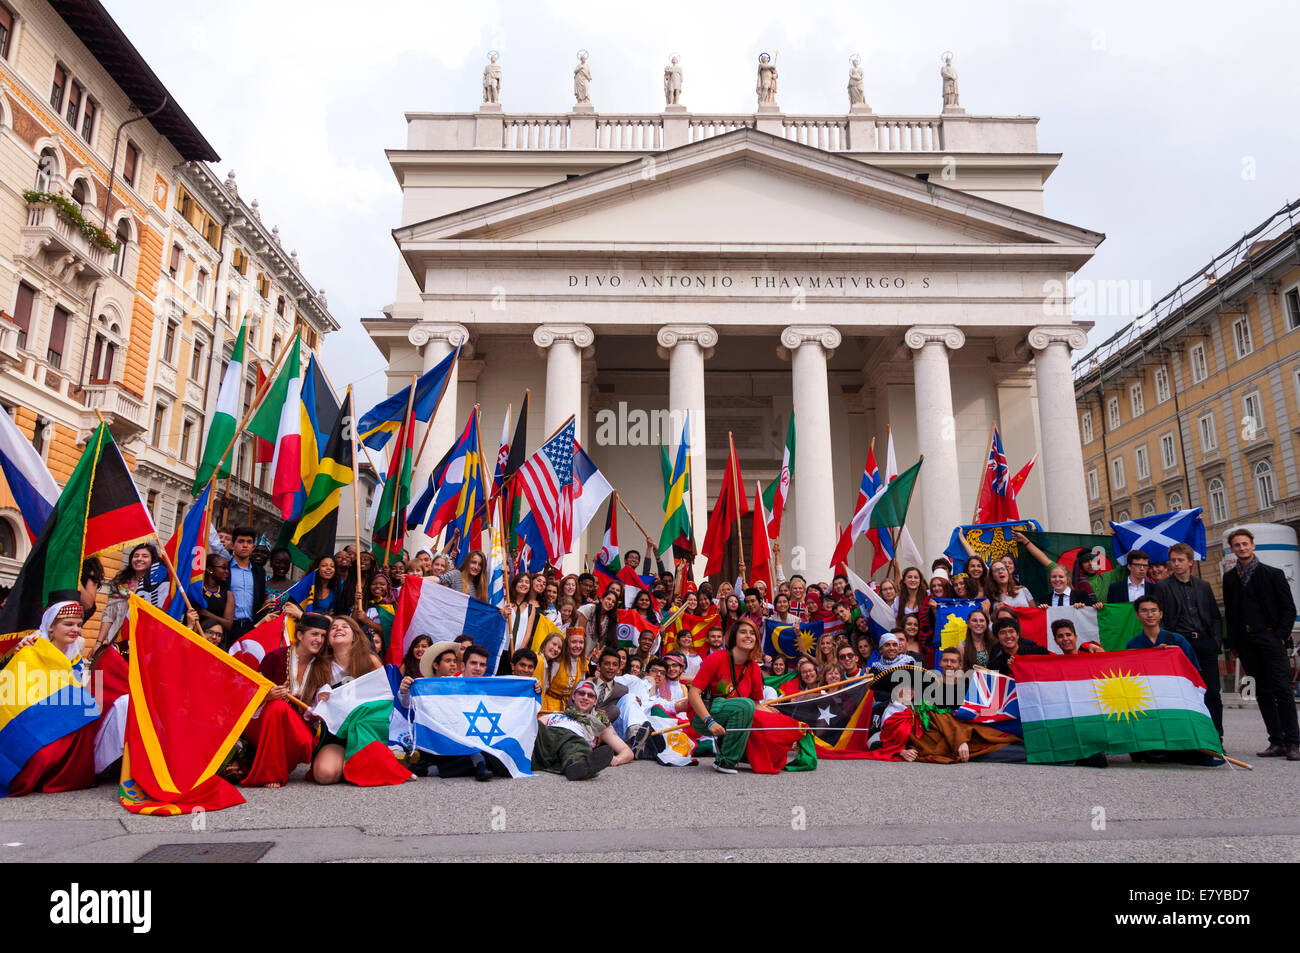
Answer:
[
  {"left": 1110, "top": 508, "right": 1206, "bottom": 565},
  {"left": 395, "top": 676, "right": 539, "bottom": 778}
]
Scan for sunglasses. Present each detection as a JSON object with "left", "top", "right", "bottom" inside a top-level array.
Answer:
[{"left": 572, "top": 689, "right": 596, "bottom": 698}]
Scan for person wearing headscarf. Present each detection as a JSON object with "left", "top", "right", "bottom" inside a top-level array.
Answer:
[
  {"left": 864, "top": 686, "right": 1018, "bottom": 763},
  {"left": 532, "top": 679, "right": 631, "bottom": 779}
]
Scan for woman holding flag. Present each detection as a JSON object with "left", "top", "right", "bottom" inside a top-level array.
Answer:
[
  {"left": 436, "top": 550, "right": 490, "bottom": 601},
  {"left": 302, "top": 555, "right": 341, "bottom": 613},
  {"left": 302, "top": 616, "right": 382, "bottom": 785},
  {"left": 243, "top": 612, "right": 330, "bottom": 788}
]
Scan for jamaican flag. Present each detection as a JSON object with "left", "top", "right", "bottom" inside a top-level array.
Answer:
[
  {"left": 279, "top": 390, "right": 353, "bottom": 569},
  {"left": 0, "top": 424, "right": 155, "bottom": 652}
]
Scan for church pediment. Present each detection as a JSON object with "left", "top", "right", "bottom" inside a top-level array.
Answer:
[{"left": 395, "top": 128, "right": 1102, "bottom": 251}]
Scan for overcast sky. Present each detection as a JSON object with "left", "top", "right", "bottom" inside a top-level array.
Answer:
[{"left": 107, "top": 0, "right": 1300, "bottom": 417}]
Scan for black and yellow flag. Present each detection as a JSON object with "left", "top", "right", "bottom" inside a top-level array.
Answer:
[{"left": 280, "top": 390, "right": 353, "bottom": 569}]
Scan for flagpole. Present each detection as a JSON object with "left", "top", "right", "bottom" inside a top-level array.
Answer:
[
  {"left": 972, "top": 423, "right": 995, "bottom": 525},
  {"left": 382, "top": 374, "right": 418, "bottom": 566},
  {"left": 729, "top": 432, "right": 746, "bottom": 583},
  {"left": 342, "top": 386, "right": 364, "bottom": 609},
  {"left": 312, "top": 359, "right": 388, "bottom": 498},
  {"left": 616, "top": 493, "right": 661, "bottom": 562}
]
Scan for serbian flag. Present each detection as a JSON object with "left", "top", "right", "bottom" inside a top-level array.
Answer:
[
  {"left": 248, "top": 332, "right": 304, "bottom": 520},
  {"left": 0, "top": 405, "right": 58, "bottom": 542},
  {"left": 118, "top": 596, "right": 272, "bottom": 815},
  {"left": 228, "top": 612, "right": 294, "bottom": 673},
  {"left": 165, "top": 482, "right": 212, "bottom": 620}
]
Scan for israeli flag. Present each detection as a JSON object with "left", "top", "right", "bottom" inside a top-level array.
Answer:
[
  {"left": 1110, "top": 508, "right": 1206, "bottom": 565},
  {"left": 397, "top": 676, "right": 539, "bottom": 778}
]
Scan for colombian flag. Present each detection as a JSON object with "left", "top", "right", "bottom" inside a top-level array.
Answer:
[{"left": 118, "top": 596, "right": 272, "bottom": 815}]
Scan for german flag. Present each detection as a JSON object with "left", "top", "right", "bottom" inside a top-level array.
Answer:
[
  {"left": 118, "top": 596, "right": 271, "bottom": 815},
  {"left": 0, "top": 424, "right": 155, "bottom": 652}
]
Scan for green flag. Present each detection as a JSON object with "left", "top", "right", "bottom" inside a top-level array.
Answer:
[
  {"left": 660, "top": 443, "right": 673, "bottom": 509},
  {"left": 1097, "top": 602, "right": 1143, "bottom": 651},
  {"left": 1020, "top": 530, "right": 1125, "bottom": 604},
  {"left": 659, "top": 416, "right": 693, "bottom": 554},
  {"left": 862, "top": 458, "right": 921, "bottom": 531},
  {"left": 192, "top": 319, "right": 246, "bottom": 493}
]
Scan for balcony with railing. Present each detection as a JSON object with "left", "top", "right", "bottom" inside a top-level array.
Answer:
[
  {"left": 19, "top": 200, "right": 111, "bottom": 299},
  {"left": 80, "top": 381, "right": 147, "bottom": 440}
]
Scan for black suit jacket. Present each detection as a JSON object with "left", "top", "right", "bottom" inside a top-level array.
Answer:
[
  {"left": 1222, "top": 561, "right": 1296, "bottom": 639},
  {"left": 1106, "top": 578, "right": 1152, "bottom": 604},
  {"left": 1153, "top": 575, "right": 1222, "bottom": 648}
]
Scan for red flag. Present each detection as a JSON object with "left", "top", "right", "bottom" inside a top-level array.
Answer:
[
  {"left": 701, "top": 434, "right": 747, "bottom": 576},
  {"left": 1008, "top": 454, "right": 1037, "bottom": 508},
  {"left": 1011, "top": 606, "right": 1049, "bottom": 648},
  {"left": 228, "top": 612, "right": 293, "bottom": 672},
  {"left": 255, "top": 364, "right": 274, "bottom": 464},
  {"left": 118, "top": 596, "right": 272, "bottom": 815},
  {"left": 751, "top": 483, "right": 773, "bottom": 593}
]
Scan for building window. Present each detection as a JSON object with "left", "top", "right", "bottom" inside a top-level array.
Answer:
[
  {"left": 196, "top": 267, "right": 208, "bottom": 303},
  {"left": 70, "top": 177, "right": 88, "bottom": 207},
  {"left": 225, "top": 294, "right": 237, "bottom": 323},
  {"left": 1160, "top": 432, "right": 1177, "bottom": 471},
  {"left": 243, "top": 380, "right": 255, "bottom": 415},
  {"left": 1242, "top": 390, "right": 1264, "bottom": 438},
  {"left": 1081, "top": 411, "right": 1093, "bottom": 444},
  {"left": 1190, "top": 342, "right": 1208, "bottom": 383},
  {"left": 1207, "top": 478, "right": 1229, "bottom": 523},
  {"left": 232, "top": 247, "right": 247, "bottom": 275},
  {"left": 50, "top": 64, "right": 66, "bottom": 111},
  {"left": 163, "top": 319, "right": 178, "bottom": 364},
  {"left": 1117, "top": 509, "right": 1130, "bottom": 522},
  {"left": 65, "top": 80, "right": 81, "bottom": 128},
  {"left": 271, "top": 334, "right": 282, "bottom": 361},
  {"left": 80, "top": 98, "right": 96, "bottom": 143},
  {"left": 46, "top": 305, "right": 68, "bottom": 369},
  {"left": 256, "top": 273, "right": 270, "bottom": 299},
  {"left": 0, "top": 518, "right": 15, "bottom": 559},
  {"left": 190, "top": 336, "right": 205, "bottom": 381},
  {"left": 122, "top": 142, "right": 139, "bottom": 188},
  {"left": 1198, "top": 412, "right": 1217, "bottom": 454},
  {"left": 1168, "top": 492, "right": 1183, "bottom": 511},
  {"left": 1130, "top": 382, "right": 1145, "bottom": 418},
  {"left": 0, "top": 3, "right": 14, "bottom": 60},
  {"left": 1092, "top": 520, "right": 1104, "bottom": 534},
  {"left": 1110, "top": 456, "right": 1126, "bottom": 491},
  {"left": 146, "top": 490, "right": 158, "bottom": 521},
  {"left": 168, "top": 244, "right": 182, "bottom": 278},
  {"left": 35, "top": 147, "right": 56, "bottom": 191},
  {"left": 12, "top": 281, "right": 35, "bottom": 350},
  {"left": 172, "top": 500, "right": 185, "bottom": 535},
  {"left": 180, "top": 418, "right": 194, "bottom": 462},
  {"left": 1255, "top": 460, "right": 1276, "bottom": 509},
  {"left": 89, "top": 333, "right": 115, "bottom": 383},
  {"left": 1142, "top": 502, "right": 1156, "bottom": 517},
  {"left": 112, "top": 220, "right": 131, "bottom": 276},
  {"left": 1153, "top": 366, "right": 1171, "bottom": 404},
  {"left": 151, "top": 403, "right": 166, "bottom": 445},
  {"left": 275, "top": 296, "right": 286, "bottom": 317},
  {"left": 1135, "top": 445, "right": 1150, "bottom": 482},
  {"left": 1107, "top": 397, "right": 1120, "bottom": 431},
  {"left": 1232, "top": 316, "right": 1254, "bottom": 359},
  {"left": 1285, "top": 287, "right": 1300, "bottom": 332},
  {"left": 1087, "top": 468, "right": 1099, "bottom": 500}
]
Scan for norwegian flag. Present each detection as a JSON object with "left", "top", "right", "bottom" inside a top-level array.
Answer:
[
  {"left": 517, "top": 417, "right": 576, "bottom": 564},
  {"left": 954, "top": 669, "right": 1021, "bottom": 736}
]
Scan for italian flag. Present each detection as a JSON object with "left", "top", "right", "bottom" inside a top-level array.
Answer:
[
  {"left": 1013, "top": 648, "right": 1222, "bottom": 764},
  {"left": 192, "top": 319, "right": 246, "bottom": 494},
  {"left": 311, "top": 667, "right": 411, "bottom": 786},
  {"left": 762, "top": 413, "right": 795, "bottom": 538},
  {"left": 248, "top": 332, "right": 303, "bottom": 520}
]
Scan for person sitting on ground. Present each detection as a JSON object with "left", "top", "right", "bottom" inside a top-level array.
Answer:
[
  {"left": 533, "top": 679, "right": 632, "bottom": 779},
  {"left": 867, "top": 686, "right": 1018, "bottom": 763},
  {"left": 591, "top": 648, "right": 653, "bottom": 756},
  {"left": 933, "top": 647, "right": 967, "bottom": 709},
  {"left": 654, "top": 654, "right": 692, "bottom": 712},
  {"left": 406, "top": 640, "right": 493, "bottom": 781},
  {"left": 986, "top": 615, "right": 1049, "bottom": 676},
  {"left": 401, "top": 635, "right": 432, "bottom": 680},
  {"left": 461, "top": 643, "right": 492, "bottom": 678},
  {"left": 542, "top": 629, "right": 589, "bottom": 715},
  {"left": 302, "top": 616, "right": 383, "bottom": 785},
  {"left": 242, "top": 612, "right": 330, "bottom": 787},
  {"left": 687, "top": 618, "right": 767, "bottom": 774}
]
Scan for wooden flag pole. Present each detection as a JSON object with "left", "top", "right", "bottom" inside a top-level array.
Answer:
[
  {"left": 729, "top": 432, "right": 746, "bottom": 582},
  {"left": 972, "top": 422, "right": 996, "bottom": 525},
  {"left": 616, "top": 493, "right": 661, "bottom": 562},
  {"left": 382, "top": 375, "right": 418, "bottom": 566}
]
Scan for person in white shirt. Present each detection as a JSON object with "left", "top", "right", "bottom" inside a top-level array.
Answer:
[{"left": 1038, "top": 564, "right": 1097, "bottom": 609}]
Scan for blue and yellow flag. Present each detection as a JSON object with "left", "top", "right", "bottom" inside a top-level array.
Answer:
[
  {"left": 931, "top": 598, "right": 985, "bottom": 667},
  {"left": 357, "top": 346, "right": 459, "bottom": 451},
  {"left": 763, "top": 618, "right": 823, "bottom": 663}
]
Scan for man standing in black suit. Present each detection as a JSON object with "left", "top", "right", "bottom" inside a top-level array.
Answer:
[
  {"left": 1222, "top": 528, "right": 1299, "bottom": 760},
  {"left": 1154, "top": 543, "right": 1223, "bottom": 739},
  {"left": 1107, "top": 549, "right": 1152, "bottom": 604}
]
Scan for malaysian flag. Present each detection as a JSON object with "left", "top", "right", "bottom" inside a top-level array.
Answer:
[
  {"left": 954, "top": 668, "right": 1021, "bottom": 736},
  {"left": 517, "top": 417, "right": 576, "bottom": 564}
]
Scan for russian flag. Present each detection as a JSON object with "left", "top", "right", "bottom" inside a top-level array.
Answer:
[{"left": 0, "top": 407, "right": 58, "bottom": 542}]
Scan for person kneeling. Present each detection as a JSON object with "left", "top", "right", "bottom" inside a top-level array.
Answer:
[{"left": 533, "top": 680, "right": 633, "bottom": 779}]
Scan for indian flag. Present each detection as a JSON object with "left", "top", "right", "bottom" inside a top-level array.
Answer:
[
  {"left": 192, "top": 319, "right": 246, "bottom": 493},
  {"left": 1013, "top": 648, "right": 1222, "bottom": 763},
  {"left": 311, "top": 667, "right": 411, "bottom": 786}
]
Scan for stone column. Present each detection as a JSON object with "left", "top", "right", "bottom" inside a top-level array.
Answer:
[
  {"left": 779, "top": 326, "right": 842, "bottom": 578},
  {"left": 657, "top": 325, "right": 716, "bottom": 576},
  {"left": 534, "top": 324, "right": 594, "bottom": 573},
  {"left": 905, "top": 325, "right": 966, "bottom": 561},
  {"left": 1028, "top": 325, "right": 1090, "bottom": 532},
  {"left": 406, "top": 322, "right": 469, "bottom": 555}
]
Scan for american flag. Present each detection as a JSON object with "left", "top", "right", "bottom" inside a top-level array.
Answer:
[
  {"left": 954, "top": 669, "right": 1021, "bottom": 735},
  {"left": 517, "top": 417, "right": 576, "bottom": 564}
]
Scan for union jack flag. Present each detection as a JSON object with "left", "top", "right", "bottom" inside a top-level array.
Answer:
[
  {"left": 987, "top": 427, "right": 1010, "bottom": 495},
  {"left": 517, "top": 417, "right": 575, "bottom": 564},
  {"left": 973, "top": 426, "right": 1016, "bottom": 523},
  {"left": 954, "top": 669, "right": 1021, "bottom": 736}
]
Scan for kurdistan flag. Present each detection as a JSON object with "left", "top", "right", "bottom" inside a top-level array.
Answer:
[
  {"left": 311, "top": 667, "right": 411, "bottom": 786},
  {"left": 1013, "top": 648, "right": 1222, "bottom": 764},
  {"left": 192, "top": 319, "right": 247, "bottom": 493}
]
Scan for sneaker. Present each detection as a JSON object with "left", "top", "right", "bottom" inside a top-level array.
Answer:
[
  {"left": 474, "top": 764, "right": 494, "bottom": 782},
  {"left": 712, "top": 761, "right": 739, "bottom": 775},
  {"left": 629, "top": 725, "right": 653, "bottom": 759},
  {"left": 565, "top": 745, "right": 616, "bottom": 780}
]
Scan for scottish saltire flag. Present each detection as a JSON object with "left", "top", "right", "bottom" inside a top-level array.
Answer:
[
  {"left": 0, "top": 406, "right": 58, "bottom": 542},
  {"left": 518, "top": 417, "right": 576, "bottom": 563},
  {"left": 942, "top": 519, "right": 1043, "bottom": 569},
  {"left": 763, "top": 618, "right": 823, "bottom": 662},
  {"left": 396, "top": 676, "right": 539, "bottom": 778},
  {"left": 165, "top": 482, "right": 213, "bottom": 620},
  {"left": 357, "top": 346, "right": 459, "bottom": 451},
  {"left": 569, "top": 444, "right": 613, "bottom": 549},
  {"left": 844, "top": 565, "right": 895, "bottom": 641},
  {"left": 1110, "top": 509, "right": 1206, "bottom": 565},
  {"left": 388, "top": 576, "right": 507, "bottom": 666},
  {"left": 282, "top": 571, "right": 317, "bottom": 607},
  {"left": 954, "top": 668, "right": 1021, "bottom": 737},
  {"left": 931, "top": 598, "right": 984, "bottom": 666}
]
